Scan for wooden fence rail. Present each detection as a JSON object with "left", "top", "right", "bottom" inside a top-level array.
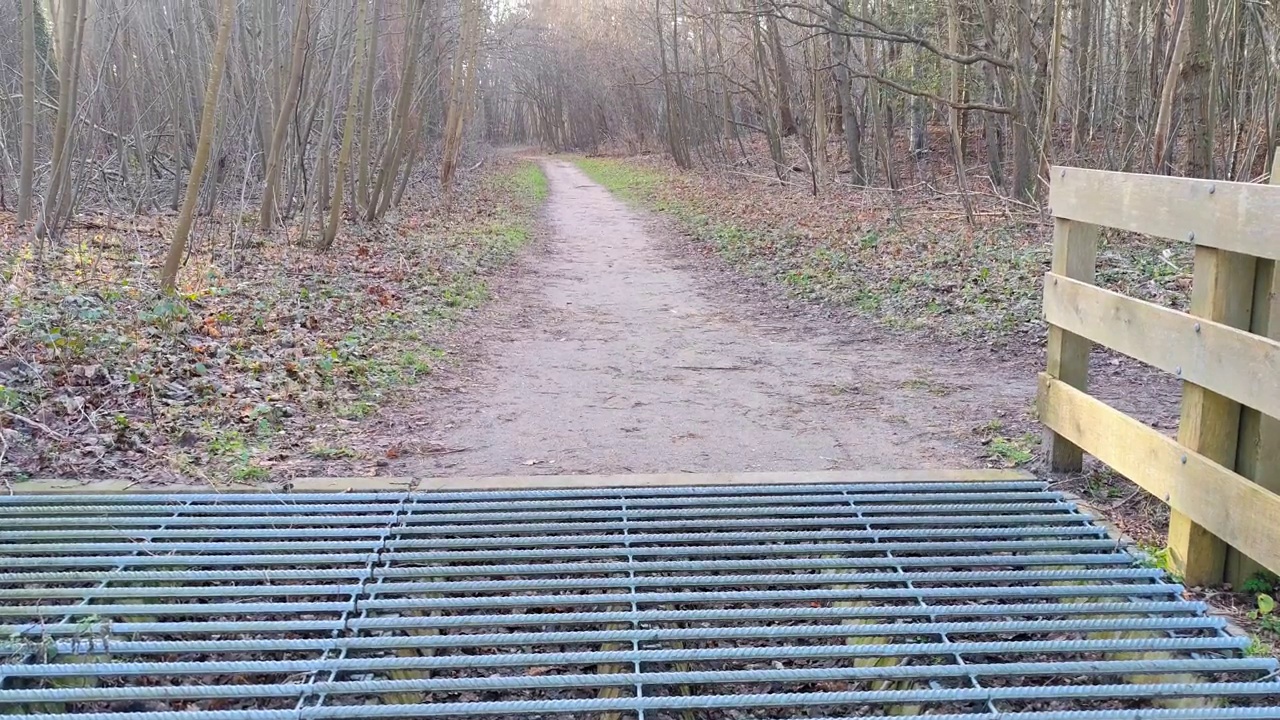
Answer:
[{"left": 1040, "top": 164, "right": 1280, "bottom": 588}]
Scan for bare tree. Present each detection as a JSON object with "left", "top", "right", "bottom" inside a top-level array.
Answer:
[
  {"left": 17, "top": 0, "right": 36, "bottom": 224},
  {"left": 259, "top": 0, "right": 311, "bottom": 229},
  {"left": 40, "top": 0, "right": 87, "bottom": 235},
  {"left": 320, "top": 0, "right": 369, "bottom": 251},
  {"left": 160, "top": 0, "right": 236, "bottom": 291}
]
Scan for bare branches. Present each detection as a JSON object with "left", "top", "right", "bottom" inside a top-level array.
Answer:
[
  {"left": 836, "top": 63, "right": 1016, "bottom": 115},
  {"left": 761, "top": 0, "right": 1015, "bottom": 69}
]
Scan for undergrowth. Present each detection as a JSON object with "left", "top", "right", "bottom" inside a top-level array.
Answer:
[
  {"left": 1, "top": 159, "right": 547, "bottom": 485},
  {"left": 574, "top": 155, "right": 1193, "bottom": 345}
]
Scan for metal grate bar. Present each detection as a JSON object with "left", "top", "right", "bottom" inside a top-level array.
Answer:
[
  {"left": 23, "top": 616, "right": 1232, "bottom": 655},
  {"left": 0, "top": 600, "right": 1212, "bottom": 638},
  {"left": 1, "top": 494, "right": 1072, "bottom": 515},
  {"left": 2, "top": 710, "right": 1277, "bottom": 720},
  {"left": 0, "top": 660, "right": 1274, "bottom": 703},
  {"left": 0, "top": 552, "right": 1137, "bottom": 579},
  {"left": 0, "top": 538, "right": 1125, "bottom": 566},
  {"left": 0, "top": 524, "right": 1110, "bottom": 541},
  {"left": 2, "top": 477, "right": 1277, "bottom": 719}
]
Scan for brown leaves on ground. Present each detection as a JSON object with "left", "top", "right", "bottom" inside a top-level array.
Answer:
[{"left": 0, "top": 158, "right": 545, "bottom": 487}]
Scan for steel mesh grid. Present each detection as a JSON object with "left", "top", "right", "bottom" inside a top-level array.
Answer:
[{"left": 1, "top": 479, "right": 1278, "bottom": 720}]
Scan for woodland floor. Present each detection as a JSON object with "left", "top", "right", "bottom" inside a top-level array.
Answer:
[{"left": 1, "top": 157, "right": 548, "bottom": 486}]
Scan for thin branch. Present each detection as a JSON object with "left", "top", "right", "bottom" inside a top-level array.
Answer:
[{"left": 735, "top": 0, "right": 1016, "bottom": 69}]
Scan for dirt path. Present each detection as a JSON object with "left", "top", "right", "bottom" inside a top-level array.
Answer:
[{"left": 381, "top": 159, "right": 1035, "bottom": 477}]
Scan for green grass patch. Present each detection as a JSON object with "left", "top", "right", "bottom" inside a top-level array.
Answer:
[
  {"left": 504, "top": 161, "right": 549, "bottom": 203},
  {"left": 574, "top": 157, "right": 666, "bottom": 202}
]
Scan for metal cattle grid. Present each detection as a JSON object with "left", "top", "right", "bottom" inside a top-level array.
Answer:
[{"left": 1, "top": 477, "right": 1279, "bottom": 719}]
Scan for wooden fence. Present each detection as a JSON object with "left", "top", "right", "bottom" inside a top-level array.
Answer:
[{"left": 1039, "top": 163, "right": 1280, "bottom": 587}]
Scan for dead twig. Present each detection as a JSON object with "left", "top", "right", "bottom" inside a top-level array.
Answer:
[{"left": 3, "top": 411, "right": 72, "bottom": 441}]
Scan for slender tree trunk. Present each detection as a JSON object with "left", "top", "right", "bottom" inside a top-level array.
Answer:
[
  {"left": 1039, "top": 0, "right": 1066, "bottom": 178},
  {"left": 1011, "top": 0, "right": 1036, "bottom": 200},
  {"left": 442, "top": 0, "right": 481, "bottom": 184},
  {"left": 40, "top": 0, "right": 86, "bottom": 235},
  {"left": 946, "top": 0, "right": 974, "bottom": 222},
  {"left": 356, "top": 0, "right": 381, "bottom": 211},
  {"left": 711, "top": 7, "right": 738, "bottom": 153},
  {"left": 1182, "top": 0, "right": 1212, "bottom": 177},
  {"left": 806, "top": 28, "right": 827, "bottom": 193},
  {"left": 168, "top": 21, "right": 191, "bottom": 213},
  {"left": 829, "top": 13, "right": 864, "bottom": 184},
  {"left": 976, "top": 0, "right": 1005, "bottom": 188},
  {"left": 751, "top": 0, "right": 784, "bottom": 179},
  {"left": 908, "top": 17, "right": 926, "bottom": 161},
  {"left": 259, "top": 0, "right": 311, "bottom": 229},
  {"left": 668, "top": 0, "right": 692, "bottom": 158},
  {"left": 1153, "top": 1, "right": 1189, "bottom": 174},
  {"left": 392, "top": 114, "right": 423, "bottom": 207},
  {"left": 864, "top": 0, "right": 896, "bottom": 189},
  {"left": 320, "top": 0, "right": 369, "bottom": 251},
  {"left": 1122, "top": 0, "right": 1145, "bottom": 169},
  {"left": 1071, "top": 0, "right": 1095, "bottom": 152},
  {"left": 369, "top": 0, "right": 424, "bottom": 218},
  {"left": 160, "top": 0, "right": 236, "bottom": 292},
  {"left": 655, "top": 0, "right": 691, "bottom": 169},
  {"left": 18, "top": 0, "right": 36, "bottom": 224},
  {"left": 766, "top": 12, "right": 797, "bottom": 136},
  {"left": 1149, "top": 0, "right": 1168, "bottom": 119}
]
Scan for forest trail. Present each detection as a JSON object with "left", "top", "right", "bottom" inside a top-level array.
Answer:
[{"left": 386, "top": 158, "right": 1033, "bottom": 477}]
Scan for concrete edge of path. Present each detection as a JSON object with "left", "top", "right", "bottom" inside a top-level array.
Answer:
[{"left": 5, "top": 469, "right": 1037, "bottom": 494}]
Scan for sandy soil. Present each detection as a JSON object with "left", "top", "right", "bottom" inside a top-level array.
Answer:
[{"left": 360, "top": 159, "right": 1047, "bottom": 478}]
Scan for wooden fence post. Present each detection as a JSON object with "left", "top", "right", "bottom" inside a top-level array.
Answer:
[
  {"left": 1169, "top": 243, "right": 1257, "bottom": 587},
  {"left": 1044, "top": 215, "right": 1100, "bottom": 472},
  {"left": 1226, "top": 155, "right": 1280, "bottom": 588}
]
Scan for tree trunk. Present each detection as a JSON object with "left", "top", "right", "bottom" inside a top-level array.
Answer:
[
  {"left": 864, "top": 0, "right": 896, "bottom": 189},
  {"left": 320, "top": 0, "right": 369, "bottom": 251},
  {"left": 812, "top": 64, "right": 828, "bottom": 190},
  {"left": 1153, "top": 1, "right": 1189, "bottom": 174},
  {"left": 976, "top": 0, "right": 1004, "bottom": 188},
  {"left": 40, "top": 0, "right": 86, "bottom": 235},
  {"left": 356, "top": 0, "right": 382, "bottom": 211},
  {"left": 17, "top": 0, "right": 36, "bottom": 224},
  {"left": 655, "top": 0, "right": 691, "bottom": 169},
  {"left": 370, "top": 0, "right": 427, "bottom": 218},
  {"left": 1039, "top": 0, "right": 1066, "bottom": 178},
  {"left": 160, "top": 0, "right": 236, "bottom": 292},
  {"left": 1182, "top": 0, "right": 1212, "bottom": 177},
  {"left": 766, "top": 12, "right": 797, "bottom": 137},
  {"left": 908, "top": 17, "right": 926, "bottom": 161},
  {"left": 259, "top": 0, "right": 311, "bottom": 230},
  {"left": 751, "top": 0, "right": 784, "bottom": 179},
  {"left": 1070, "top": 0, "right": 1095, "bottom": 152},
  {"left": 668, "top": 0, "right": 692, "bottom": 158},
  {"left": 829, "top": 13, "right": 864, "bottom": 184},
  {"left": 441, "top": 0, "right": 484, "bottom": 189},
  {"left": 1011, "top": 0, "right": 1036, "bottom": 200},
  {"left": 711, "top": 6, "right": 738, "bottom": 153},
  {"left": 946, "top": 0, "right": 974, "bottom": 222}
]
